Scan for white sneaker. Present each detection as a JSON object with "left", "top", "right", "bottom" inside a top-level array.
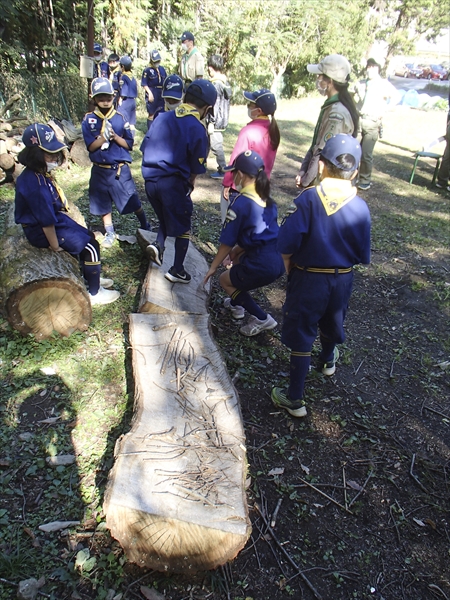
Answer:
[
  {"left": 102, "top": 232, "right": 116, "bottom": 248},
  {"left": 90, "top": 286, "right": 120, "bottom": 306},
  {"left": 239, "top": 314, "right": 277, "bottom": 337},
  {"left": 224, "top": 297, "right": 245, "bottom": 320},
  {"left": 99, "top": 277, "right": 114, "bottom": 289}
]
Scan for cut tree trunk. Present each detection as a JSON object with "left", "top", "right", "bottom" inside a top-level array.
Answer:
[
  {"left": 0, "top": 203, "right": 92, "bottom": 339},
  {"left": 69, "top": 139, "right": 91, "bottom": 167},
  {"left": 104, "top": 313, "right": 251, "bottom": 572},
  {"left": 136, "top": 229, "right": 210, "bottom": 314}
]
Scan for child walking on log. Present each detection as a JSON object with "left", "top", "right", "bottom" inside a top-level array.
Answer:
[
  {"left": 204, "top": 150, "right": 284, "bottom": 336},
  {"left": 273, "top": 134, "right": 371, "bottom": 418},
  {"left": 82, "top": 77, "right": 150, "bottom": 249},
  {"left": 15, "top": 123, "right": 120, "bottom": 306}
]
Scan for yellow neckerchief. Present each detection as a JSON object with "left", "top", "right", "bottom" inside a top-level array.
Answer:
[
  {"left": 236, "top": 182, "right": 266, "bottom": 208},
  {"left": 210, "top": 72, "right": 228, "bottom": 84},
  {"left": 255, "top": 115, "right": 269, "bottom": 120},
  {"left": 94, "top": 106, "right": 116, "bottom": 135},
  {"left": 45, "top": 173, "right": 69, "bottom": 211},
  {"left": 316, "top": 177, "right": 356, "bottom": 216},
  {"left": 175, "top": 103, "right": 201, "bottom": 121}
]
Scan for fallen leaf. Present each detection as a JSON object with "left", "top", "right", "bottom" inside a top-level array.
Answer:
[
  {"left": 46, "top": 455, "right": 76, "bottom": 466},
  {"left": 413, "top": 518, "right": 426, "bottom": 527},
  {"left": 39, "top": 520, "right": 80, "bottom": 532},
  {"left": 37, "top": 417, "right": 61, "bottom": 424},
  {"left": 0, "top": 458, "right": 11, "bottom": 467},
  {"left": 347, "top": 480, "right": 363, "bottom": 491},
  {"left": 268, "top": 467, "right": 284, "bottom": 477},
  {"left": 300, "top": 464, "right": 310, "bottom": 475},
  {"left": 424, "top": 518, "right": 436, "bottom": 530},
  {"left": 140, "top": 586, "right": 165, "bottom": 600}
]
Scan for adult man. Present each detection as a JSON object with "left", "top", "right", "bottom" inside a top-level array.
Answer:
[
  {"left": 207, "top": 54, "right": 232, "bottom": 179},
  {"left": 436, "top": 90, "right": 450, "bottom": 192},
  {"left": 353, "top": 57, "right": 400, "bottom": 191},
  {"left": 178, "top": 31, "right": 204, "bottom": 84}
]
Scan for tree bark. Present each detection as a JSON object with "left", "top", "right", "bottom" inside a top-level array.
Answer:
[{"left": 0, "top": 204, "right": 92, "bottom": 339}]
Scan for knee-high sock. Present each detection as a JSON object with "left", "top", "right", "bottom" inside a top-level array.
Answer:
[
  {"left": 80, "top": 241, "right": 101, "bottom": 295},
  {"left": 135, "top": 207, "right": 150, "bottom": 229},
  {"left": 231, "top": 290, "right": 266, "bottom": 320},
  {"left": 288, "top": 351, "right": 311, "bottom": 400},
  {"left": 319, "top": 332, "right": 336, "bottom": 363},
  {"left": 174, "top": 234, "right": 190, "bottom": 271}
]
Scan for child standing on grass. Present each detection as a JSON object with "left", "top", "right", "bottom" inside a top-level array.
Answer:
[
  {"left": 220, "top": 88, "right": 280, "bottom": 222},
  {"left": 141, "top": 79, "right": 217, "bottom": 284},
  {"left": 141, "top": 50, "right": 167, "bottom": 130},
  {"left": 204, "top": 150, "right": 284, "bottom": 336},
  {"left": 82, "top": 77, "right": 150, "bottom": 249},
  {"left": 118, "top": 56, "right": 138, "bottom": 133},
  {"left": 15, "top": 123, "right": 120, "bottom": 306},
  {"left": 272, "top": 134, "right": 371, "bottom": 418}
]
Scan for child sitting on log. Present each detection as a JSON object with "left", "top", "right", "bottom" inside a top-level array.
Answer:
[
  {"left": 14, "top": 123, "right": 120, "bottom": 306},
  {"left": 203, "top": 150, "right": 284, "bottom": 336}
]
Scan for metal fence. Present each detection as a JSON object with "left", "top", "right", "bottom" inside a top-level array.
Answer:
[{"left": 0, "top": 73, "right": 90, "bottom": 125}]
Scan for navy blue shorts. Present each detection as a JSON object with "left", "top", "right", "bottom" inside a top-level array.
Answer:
[
  {"left": 281, "top": 268, "right": 354, "bottom": 352},
  {"left": 89, "top": 164, "right": 141, "bottom": 216},
  {"left": 144, "top": 176, "right": 193, "bottom": 237},
  {"left": 23, "top": 212, "right": 93, "bottom": 255},
  {"left": 120, "top": 98, "right": 136, "bottom": 125},
  {"left": 229, "top": 244, "right": 284, "bottom": 292}
]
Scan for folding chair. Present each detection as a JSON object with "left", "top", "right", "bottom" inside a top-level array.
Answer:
[{"left": 409, "top": 136, "right": 445, "bottom": 185}]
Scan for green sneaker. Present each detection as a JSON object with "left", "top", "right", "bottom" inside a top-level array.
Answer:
[
  {"left": 271, "top": 387, "right": 307, "bottom": 418},
  {"left": 319, "top": 347, "right": 340, "bottom": 376}
]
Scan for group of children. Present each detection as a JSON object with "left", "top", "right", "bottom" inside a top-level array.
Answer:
[{"left": 14, "top": 47, "right": 371, "bottom": 419}]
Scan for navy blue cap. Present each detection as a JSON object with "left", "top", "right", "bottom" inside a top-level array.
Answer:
[
  {"left": 243, "top": 88, "right": 277, "bottom": 116},
  {"left": 91, "top": 77, "right": 114, "bottom": 96},
  {"left": 150, "top": 50, "right": 161, "bottom": 63},
  {"left": 23, "top": 123, "right": 66, "bottom": 153},
  {"left": 162, "top": 74, "right": 184, "bottom": 100},
  {"left": 180, "top": 31, "right": 195, "bottom": 42},
  {"left": 186, "top": 79, "right": 217, "bottom": 108},
  {"left": 120, "top": 55, "right": 132, "bottom": 68},
  {"left": 224, "top": 150, "right": 265, "bottom": 177},
  {"left": 93, "top": 42, "right": 102, "bottom": 54},
  {"left": 320, "top": 134, "right": 362, "bottom": 170}
]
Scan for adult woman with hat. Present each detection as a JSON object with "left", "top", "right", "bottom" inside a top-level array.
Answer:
[
  {"left": 220, "top": 88, "right": 280, "bottom": 222},
  {"left": 296, "top": 54, "right": 359, "bottom": 190}
]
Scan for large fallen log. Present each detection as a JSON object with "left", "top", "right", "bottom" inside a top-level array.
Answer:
[
  {"left": 0, "top": 203, "right": 92, "bottom": 339},
  {"left": 136, "top": 229, "right": 210, "bottom": 314},
  {"left": 104, "top": 313, "right": 251, "bottom": 572}
]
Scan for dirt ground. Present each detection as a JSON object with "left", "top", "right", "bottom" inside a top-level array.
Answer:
[{"left": 1, "top": 97, "right": 449, "bottom": 600}]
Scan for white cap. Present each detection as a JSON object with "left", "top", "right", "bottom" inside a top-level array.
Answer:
[{"left": 307, "top": 54, "right": 351, "bottom": 84}]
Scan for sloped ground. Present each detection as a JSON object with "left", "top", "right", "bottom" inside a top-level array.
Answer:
[{"left": 0, "top": 97, "right": 449, "bottom": 600}]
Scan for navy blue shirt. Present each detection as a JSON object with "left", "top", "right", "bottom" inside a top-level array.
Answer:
[
  {"left": 82, "top": 109, "right": 134, "bottom": 165},
  {"left": 221, "top": 184, "right": 280, "bottom": 250},
  {"left": 278, "top": 179, "right": 371, "bottom": 267},
  {"left": 15, "top": 170, "right": 66, "bottom": 226},
  {"left": 141, "top": 65, "right": 167, "bottom": 97},
  {"left": 119, "top": 73, "right": 138, "bottom": 99},
  {"left": 141, "top": 104, "right": 207, "bottom": 182}
]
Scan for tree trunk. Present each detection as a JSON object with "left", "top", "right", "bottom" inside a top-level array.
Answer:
[
  {"left": 0, "top": 204, "right": 92, "bottom": 339},
  {"left": 104, "top": 313, "right": 251, "bottom": 572}
]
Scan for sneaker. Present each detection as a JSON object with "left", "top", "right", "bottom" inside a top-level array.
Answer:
[
  {"left": 164, "top": 266, "right": 191, "bottom": 284},
  {"left": 239, "top": 314, "right": 277, "bottom": 337},
  {"left": 271, "top": 387, "right": 307, "bottom": 418},
  {"left": 435, "top": 182, "right": 450, "bottom": 191},
  {"left": 102, "top": 231, "right": 116, "bottom": 248},
  {"left": 357, "top": 182, "right": 372, "bottom": 191},
  {"left": 318, "top": 347, "right": 340, "bottom": 376},
  {"left": 210, "top": 171, "right": 225, "bottom": 180},
  {"left": 99, "top": 277, "right": 114, "bottom": 289},
  {"left": 90, "top": 286, "right": 120, "bottom": 306},
  {"left": 224, "top": 297, "right": 245, "bottom": 320},
  {"left": 146, "top": 241, "right": 164, "bottom": 266}
]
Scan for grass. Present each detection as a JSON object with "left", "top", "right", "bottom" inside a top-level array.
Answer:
[{"left": 0, "top": 95, "right": 449, "bottom": 598}]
